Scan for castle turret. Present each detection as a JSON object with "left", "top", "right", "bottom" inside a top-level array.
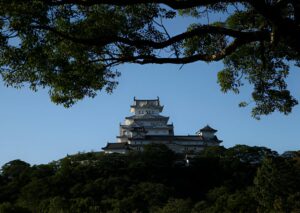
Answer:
[
  {"left": 130, "top": 97, "right": 163, "bottom": 115},
  {"left": 196, "top": 125, "right": 217, "bottom": 139}
]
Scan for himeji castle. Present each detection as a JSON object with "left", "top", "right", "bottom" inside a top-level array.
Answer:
[{"left": 102, "top": 97, "right": 222, "bottom": 154}]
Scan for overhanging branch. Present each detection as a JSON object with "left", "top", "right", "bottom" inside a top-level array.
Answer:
[
  {"left": 32, "top": 24, "right": 269, "bottom": 50},
  {"left": 43, "top": 0, "right": 247, "bottom": 9},
  {"left": 102, "top": 38, "right": 251, "bottom": 65}
]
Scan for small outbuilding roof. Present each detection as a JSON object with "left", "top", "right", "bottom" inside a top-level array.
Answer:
[
  {"left": 199, "top": 125, "right": 217, "bottom": 132},
  {"left": 102, "top": 142, "right": 130, "bottom": 150}
]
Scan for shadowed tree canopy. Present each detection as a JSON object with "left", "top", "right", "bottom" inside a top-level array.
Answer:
[
  {"left": 0, "top": 0, "right": 299, "bottom": 117},
  {"left": 1, "top": 145, "right": 300, "bottom": 212}
]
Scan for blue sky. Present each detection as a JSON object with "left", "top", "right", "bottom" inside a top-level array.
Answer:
[
  {"left": 1, "top": 11, "right": 300, "bottom": 167},
  {"left": 1, "top": 60, "right": 300, "bottom": 167}
]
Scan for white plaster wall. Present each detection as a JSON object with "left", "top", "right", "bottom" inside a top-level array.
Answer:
[
  {"left": 201, "top": 132, "right": 215, "bottom": 139},
  {"left": 117, "top": 137, "right": 128, "bottom": 143},
  {"left": 105, "top": 149, "right": 128, "bottom": 154},
  {"left": 125, "top": 119, "right": 133, "bottom": 125}
]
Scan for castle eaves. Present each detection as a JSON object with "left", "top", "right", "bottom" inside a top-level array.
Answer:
[{"left": 125, "top": 114, "right": 169, "bottom": 120}]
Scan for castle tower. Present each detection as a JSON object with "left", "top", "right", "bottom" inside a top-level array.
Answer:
[
  {"left": 117, "top": 97, "right": 174, "bottom": 144},
  {"left": 102, "top": 98, "right": 222, "bottom": 154}
]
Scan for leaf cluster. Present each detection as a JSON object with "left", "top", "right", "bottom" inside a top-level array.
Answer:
[
  {"left": 0, "top": 144, "right": 300, "bottom": 212},
  {"left": 0, "top": 0, "right": 300, "bottom": 117}
]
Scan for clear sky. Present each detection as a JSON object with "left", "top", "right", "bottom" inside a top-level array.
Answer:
[
  {"left": 1, "top": 60, "right": 300, "bottom": 167},
  {"left": 1, "top": 12, "right": 300, "bottom": 167}
]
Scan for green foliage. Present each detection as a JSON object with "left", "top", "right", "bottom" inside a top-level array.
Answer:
[
  {"left": 184, "top": 24, "right": 226, "bottom": 57},
  {"left": 218, "top": 42, "right": 298, "bottom": 119},
  {"left": 225, "top": 144, "right": 277, "bottom": 163},
  {"left": 195, "top": 186, "right": 257, "bottom": 213},
  {"left": 254, "top": 157, "right": 300, "bottom": 212},
  {"left": 0, "top": 160, "right": 32, "bottom": 203},
  {"left": 0, "top": 202, "right": 30, "bottom": 213},
  {"left": 0, "top": 145, "right": 300, "bottom": 212},
  {"left": 1, "top": 160, "right": 31, "bottom": 180},
  {"left": 158, "top": 199, "right": 192, "bottom": 213},
  {"left": 142, "top": 143, "right": 176, "bottom": 167},
  {"left": 199, "top": 145, "right": 226, "bottom": 157},
  {"left": 0, "top": 1, "right": 161, "bottom": 107},
  {"left": 0, "top": 0, "right": 300, "bottom": 117}
]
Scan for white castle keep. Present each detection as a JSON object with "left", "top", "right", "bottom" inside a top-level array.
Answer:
[{"left": 102, "top": 97, "right": 222, "bottom": 154}]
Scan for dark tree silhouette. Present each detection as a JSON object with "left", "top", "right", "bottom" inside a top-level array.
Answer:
[
  {"left": 0, "top": 145, "right": 300, "bottom": 212},
  {"left": 0, "top": 0, "right": 299, "bottom": 117}
]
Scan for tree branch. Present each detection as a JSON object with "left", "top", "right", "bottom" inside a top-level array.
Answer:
[
  {"left": 102, "top": 38, "right": 251, "bottom": 65},
  {"left": 32, "top": 24, "right": 269, "bottom": 50},
  {"left": 43, "top": 0, "right": 246, "bottom": 9}
]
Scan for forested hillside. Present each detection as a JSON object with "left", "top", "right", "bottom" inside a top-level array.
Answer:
[{"left": 0, "top": 144, "right": 300, "bottom": 213}]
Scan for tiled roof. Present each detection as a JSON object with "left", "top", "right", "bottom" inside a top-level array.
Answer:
[
  {"left": 131, "top": 97, "right": 161, "bottom": 108},
  {"left": 129, "top": 135, "right": 203, "bottom": 141},
  {"left": 120, "top": 122, "right": 142, "bottom": 128},
  {"left": 120, "top": 125, "right": 173, "bottom": 130},
  {"left": 200, "top": 125, "right": 217, "bottom": 132},
  {"left": 102, "top": 143, "right": 130, "bottom": 150},
  {"left": 130, "top": 135, "right": 222, "bottom": 143},
  {"left": 134, "top": 97, "right": 159, "bottom": 102},
  {"left": 210, "top": 136, "right": 223, "bottom": 143},
  {"left": 125, "top": 114, "right": 169, "bottom": 120}
]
